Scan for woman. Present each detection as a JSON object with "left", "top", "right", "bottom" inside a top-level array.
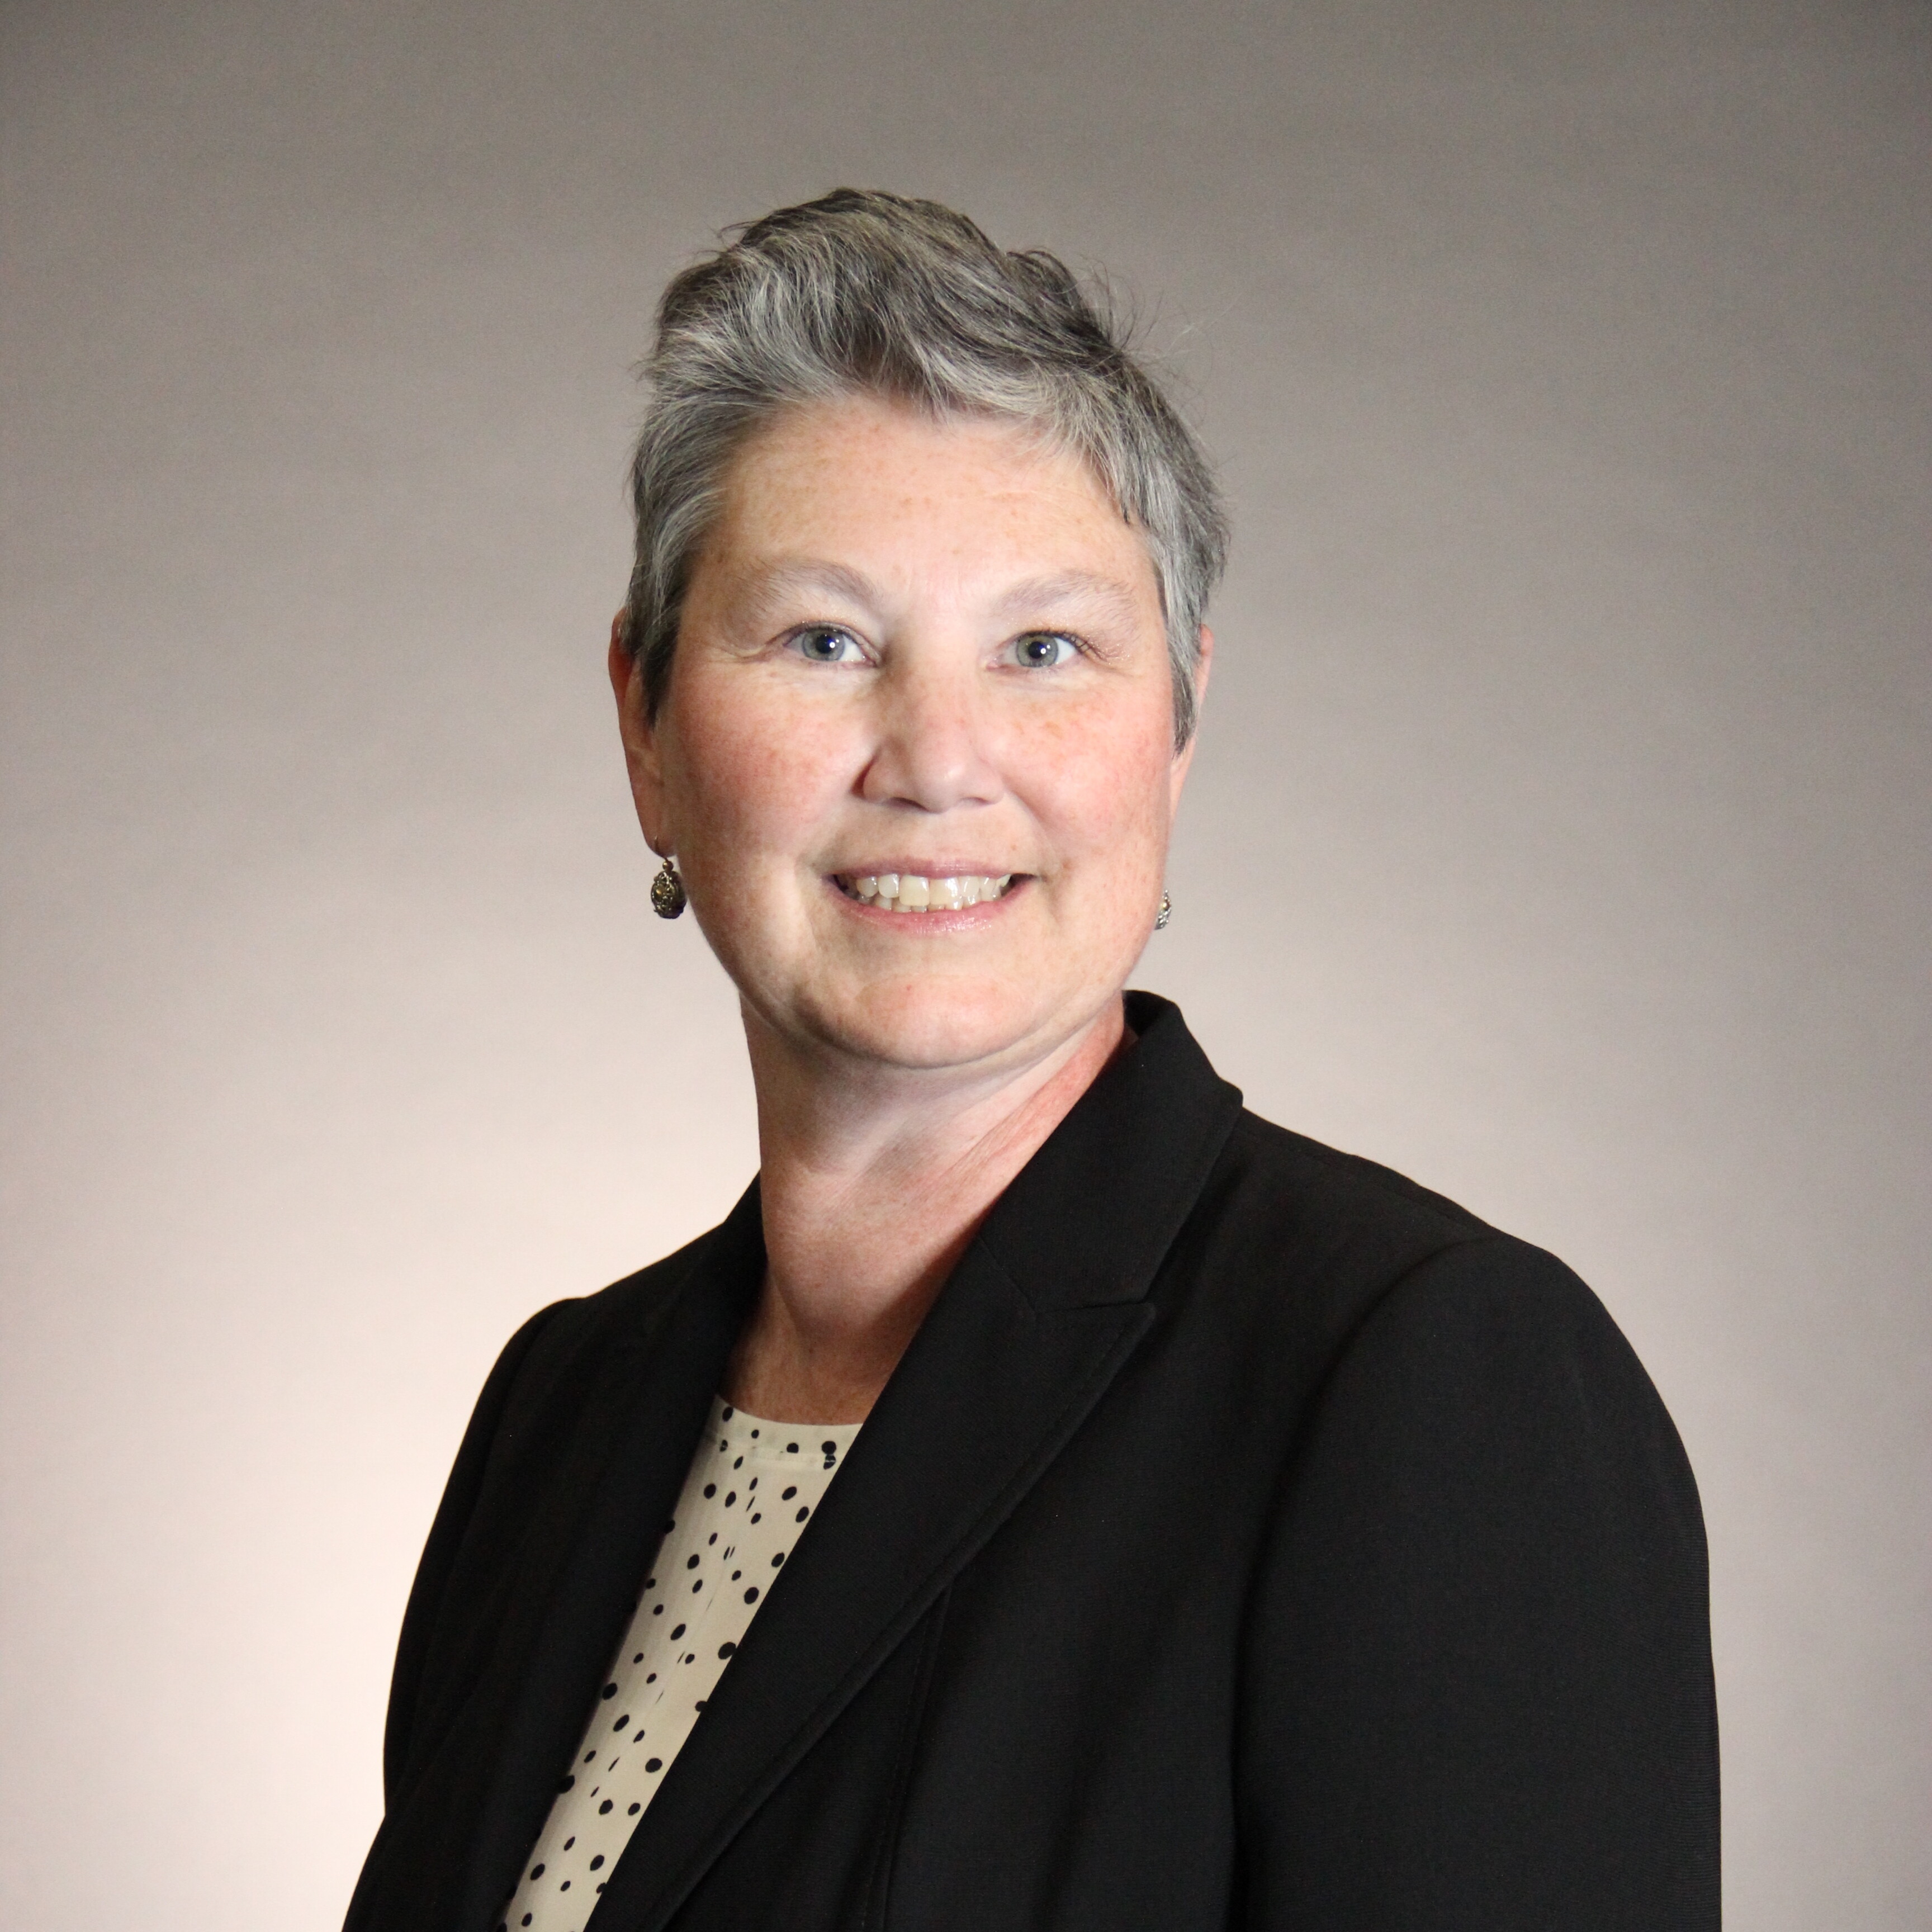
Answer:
[{"left": 345, "top": 191, "right": 1719, "bottom": 1932}]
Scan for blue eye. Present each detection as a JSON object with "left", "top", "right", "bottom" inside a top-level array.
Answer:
[
  {"left": 792, "top": 626, "right": 864, "bottom": 664},
  {"left": 1010, "top": 632, "right": 1079, "bottom": 669}
]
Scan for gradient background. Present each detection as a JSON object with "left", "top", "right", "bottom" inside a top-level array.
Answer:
[{"left": 3, "top": 1, "right": 1927, "bottom": 1925}]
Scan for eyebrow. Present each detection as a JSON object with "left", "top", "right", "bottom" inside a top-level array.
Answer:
[
  {"left": 990, "top": 571, "right": 1146, "bottom": 628},
  {"left": 732, "top": 558, "right": 882, "bottom": 617},
  {"left": 732, "top": 561, "right": 1146, "bottom": 629}
]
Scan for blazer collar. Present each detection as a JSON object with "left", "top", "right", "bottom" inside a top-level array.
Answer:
[
  {"left": 978, "top": 989, "right": 1246, "bottom": 1312},
  {"left": 575, "top": 992, "right": 1243, "bottom": 1932}
]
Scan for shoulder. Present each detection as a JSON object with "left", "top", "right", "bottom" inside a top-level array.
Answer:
[
  {"left": 472, "top": 1223, "right": 727, "bottom": 1472},
  {"left": 1204, "top": 1127, "right": 1708, "bottom": 1590},
  {"left": 1167, "top": 1106, "right": 1504, "bottom": 1347},
  {"left": 1306, "top": 1232, "right": 1698, "bottom": 1521},
  {"left": 1174, "top": 1109, "right": 1692, "bottom": 1500},
  {"left": 1223, "top": 1113, "right": 1672, "bottom": 1438},
  {"left": 1216, "top": 1106, "right": 1494, "bottom": 1249}
]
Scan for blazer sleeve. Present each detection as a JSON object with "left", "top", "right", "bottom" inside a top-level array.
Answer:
[
  {"left": 1235, "top": 1237, "right": 1721, "bottom": 1931},
  {"left": 378, "top": 1300, "right": 567, "bottom": 1804}
]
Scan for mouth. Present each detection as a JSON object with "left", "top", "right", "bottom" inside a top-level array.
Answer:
[{"left": 834, "top": 870, "right": 1018, "bottom": 914}]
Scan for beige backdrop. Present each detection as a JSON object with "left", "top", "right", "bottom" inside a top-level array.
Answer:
[{"left": 2, "top": 0, "right": 1926, "bottom": 1925}]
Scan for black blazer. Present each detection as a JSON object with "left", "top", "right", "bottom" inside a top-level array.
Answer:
[{"left": 345, "top": 993, "right": 1719, "bottom": 1932}]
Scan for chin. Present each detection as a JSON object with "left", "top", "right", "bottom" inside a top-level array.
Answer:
[{"left": 808, "top": 974, "right": 1076, "bottom": 1073}]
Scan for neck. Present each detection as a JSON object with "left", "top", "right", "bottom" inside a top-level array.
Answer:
[{"left": 722, "top": 996, "right": 1129, "bottom": 1424}]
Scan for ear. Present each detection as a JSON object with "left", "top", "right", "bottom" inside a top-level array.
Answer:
[
  {"left": 1167, "top": 624, "right": 1214, "bottom": 806},
  {"left": 609, "top": 613, "right": 674, "bottom": 854}
]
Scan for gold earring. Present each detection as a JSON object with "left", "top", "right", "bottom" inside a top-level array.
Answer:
[
  {"left": 651, "top": 855, "right": 687, "bottom": 920},
  {"left": 1155, "top": 891, "right": 1172, "bottom": 930}
]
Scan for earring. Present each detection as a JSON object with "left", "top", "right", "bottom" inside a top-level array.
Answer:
[
  {"left": 651, "top": 855, "right": 687, "bottom": 920},
  {"left": 1155, "top": 891, "right": 1172, "bottom": 931}
]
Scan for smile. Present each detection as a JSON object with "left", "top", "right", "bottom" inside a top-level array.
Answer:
[{"left": 836, "top": 871, "right": 1016, "bottom": 913}]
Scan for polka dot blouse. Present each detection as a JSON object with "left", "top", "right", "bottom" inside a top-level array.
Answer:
[{"left": 498, "top": 1396, "right": 862, "bottom": 1932}]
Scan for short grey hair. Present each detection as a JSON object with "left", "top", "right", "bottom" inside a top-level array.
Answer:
[{"left": 620, "top": 189, "right": 1228, "bottom": 748}]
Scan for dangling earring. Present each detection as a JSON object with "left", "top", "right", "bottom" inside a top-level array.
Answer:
[
  {"left": 651, "top": 855, "right": 687, "bottom": 920},
  {"left": 1154, "top": 891, "right": 1172, "bottom": 931}
]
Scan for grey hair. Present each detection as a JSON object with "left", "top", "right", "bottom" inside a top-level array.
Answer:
[{"left": 619, "top": 189, "right": 1228, "bottom": 749}]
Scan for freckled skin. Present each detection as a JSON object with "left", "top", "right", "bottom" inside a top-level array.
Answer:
[{"left": 613, "top": 393, "right": 1208, "bottom": 1083}]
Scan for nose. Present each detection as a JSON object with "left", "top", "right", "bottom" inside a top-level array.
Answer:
[{"left": 858, "top": 655, "right": 1006, "bottom": 813}]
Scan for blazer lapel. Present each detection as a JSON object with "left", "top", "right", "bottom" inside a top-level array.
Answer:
[
  {"left": 588, "top": 995, "right": 1243, "bottom": 1932},
  {"left": 446, "top": 1185, "right": 766, "bottom": 1932}
]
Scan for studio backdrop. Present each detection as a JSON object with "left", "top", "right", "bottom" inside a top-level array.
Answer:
[{"left": 2, "top": 1, "right": 1927, "bottom": 1927}]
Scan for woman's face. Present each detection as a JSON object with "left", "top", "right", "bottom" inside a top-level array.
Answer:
[{"left": 614, "top": 392, "right": 1206, "bottom": 1079}]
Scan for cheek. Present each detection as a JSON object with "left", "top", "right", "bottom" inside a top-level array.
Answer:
[
  {"left": 1025, "top": 702, "right": 1177, "bottom": 859},
  {"left": 669, "top": 680, "right": 852, "bottom": 855}
]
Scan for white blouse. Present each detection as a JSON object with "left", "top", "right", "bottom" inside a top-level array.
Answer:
[{"left": 498, "top": 1396, "right": 863, "bottom": 1932}]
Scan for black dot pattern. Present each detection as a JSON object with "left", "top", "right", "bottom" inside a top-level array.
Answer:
[{"left": 500, "top": 1395, "right": 858, "bottom": 1930}]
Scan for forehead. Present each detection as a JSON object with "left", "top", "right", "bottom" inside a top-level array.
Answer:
[{"left": 703, "top": 394, "right": 1157, "bottom": 603}]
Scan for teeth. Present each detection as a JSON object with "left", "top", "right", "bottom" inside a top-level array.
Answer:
[{"left": 842, "top": 872, "right": 1015, "bottom": 913}]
